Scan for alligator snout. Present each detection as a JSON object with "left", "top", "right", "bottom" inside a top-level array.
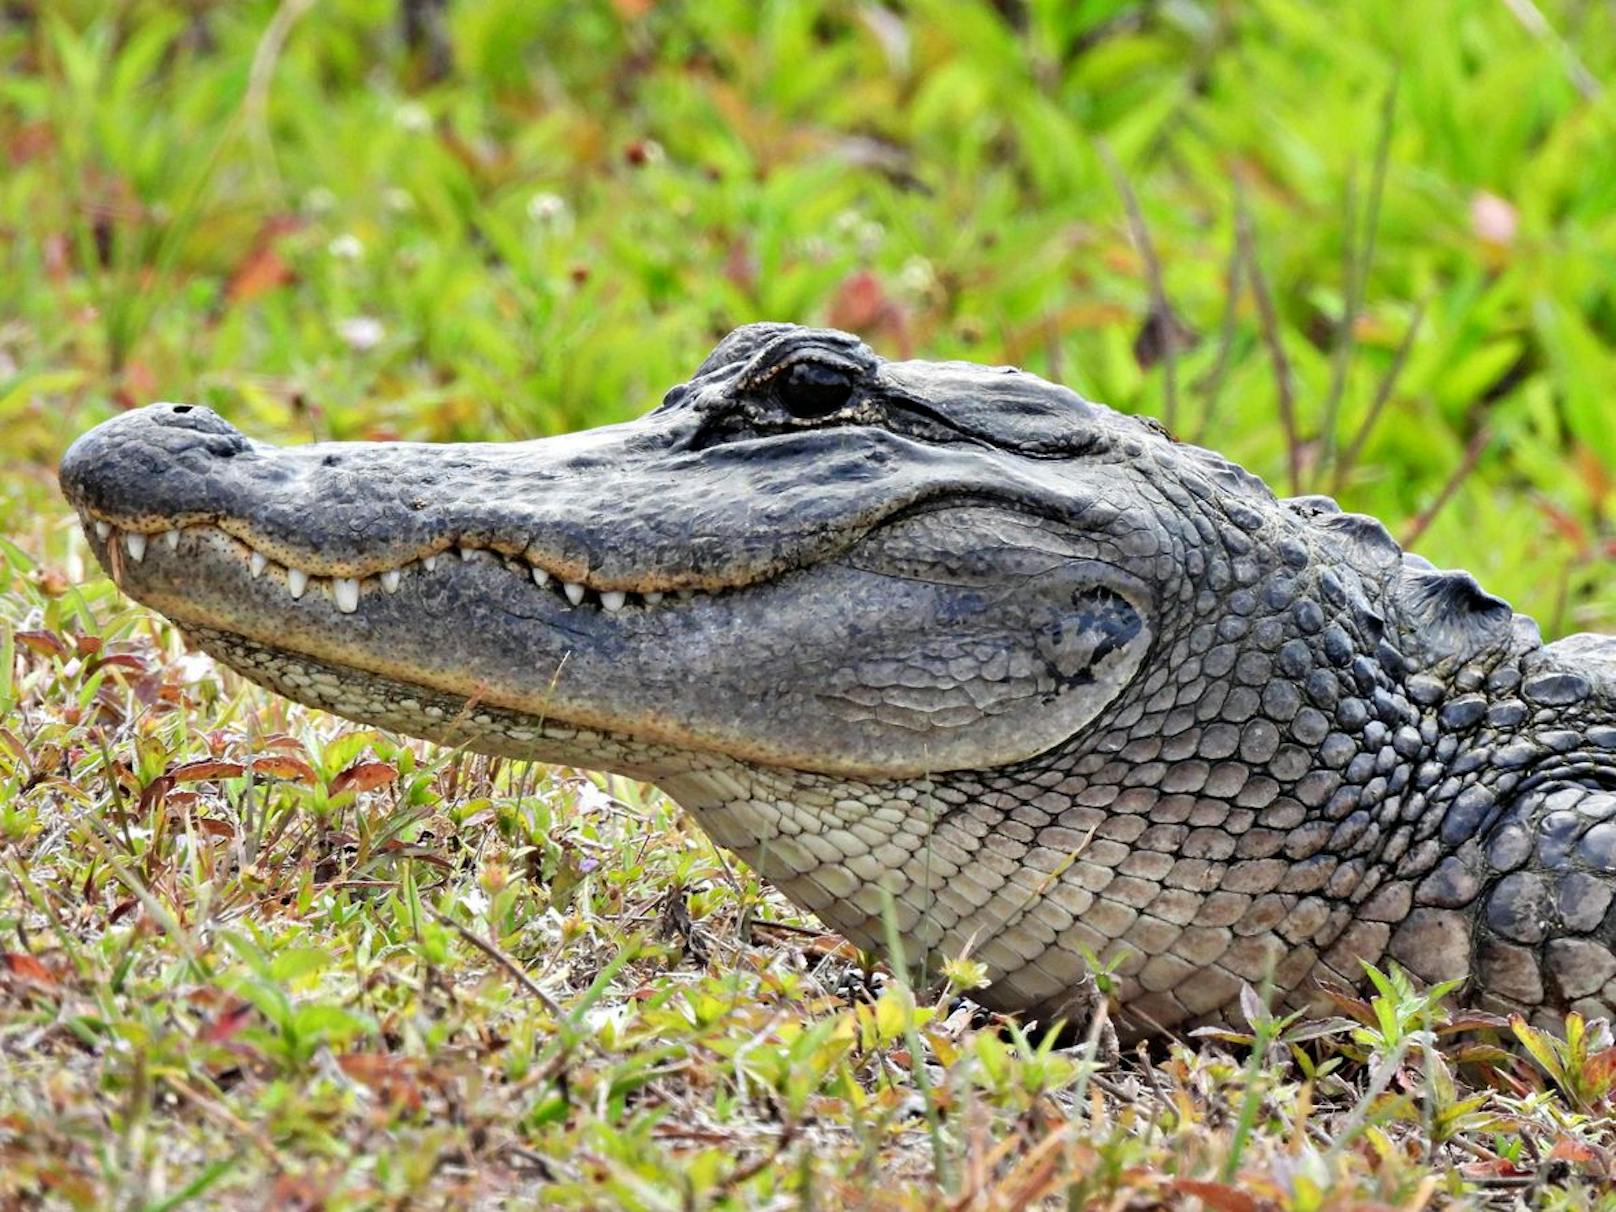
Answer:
[{"left": 59, "top": 403, "right": 254, "bottom": 521}]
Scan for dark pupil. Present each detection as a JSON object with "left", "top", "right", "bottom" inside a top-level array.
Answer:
[{"left": 777, "top": 361, "right": 854, "bottom": 418}]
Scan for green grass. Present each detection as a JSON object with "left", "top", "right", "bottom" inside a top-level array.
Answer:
[{"left": 3, "top": 1, "right": 1616, "bottom": 1207}]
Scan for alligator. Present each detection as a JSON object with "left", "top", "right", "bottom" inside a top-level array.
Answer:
[{"left": 59, "top": 323, "right": 1616, "bottom": 1040}]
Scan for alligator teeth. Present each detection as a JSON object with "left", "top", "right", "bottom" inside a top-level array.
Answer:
[
  {"left": 333, "top": 577, "right": 360, "bottom": 613},
  {"left": 85, "top": 520, "right": 721, "bottom": 613},
  {"left": 81, "top": 520, "right": 717, "bottom": 613}
]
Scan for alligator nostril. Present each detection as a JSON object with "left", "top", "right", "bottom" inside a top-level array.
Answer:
[{"left": 172, "top": 405, "right": 193, "bottom": 413}]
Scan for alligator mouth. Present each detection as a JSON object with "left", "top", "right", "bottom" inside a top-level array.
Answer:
[
  {"left": 71, "top": 506, "right": 790, "bottom": 776},
  {"left": 83, "top": 517, "right": 731, "bottom": 615}
]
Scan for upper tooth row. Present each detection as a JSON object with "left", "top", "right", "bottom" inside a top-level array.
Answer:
[
  {"left": 92, "top": 522, "right": 702, "bottom": 615},
  {"left": 98, "top": 521, "right": 180, "bottom": 560}
]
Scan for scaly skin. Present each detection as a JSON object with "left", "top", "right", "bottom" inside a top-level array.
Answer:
[{"left": 59, "top": 324, "right": 1616, "bottom": 1039}]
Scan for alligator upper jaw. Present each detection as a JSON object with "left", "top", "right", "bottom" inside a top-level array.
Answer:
[
  {"left": 76, "top": 514, "right": 738, "bottom": 618},
  {"left": 56, "top": 401, "right": 937, "bottom": 596}
]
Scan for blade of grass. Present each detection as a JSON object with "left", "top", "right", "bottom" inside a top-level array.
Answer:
[
  {"left": 1100, "top": 140, "right": 1183, "bottom": 434},
  {"left": 1332, "top": 301, "right": 1425, "bottom": 494},
  {"left": 1318, "top": 167, "right": 1359, "bottom": 487},
  {"left": 1500, "top": 0, "right": 1601, "bottom": 99},
  {"left": 1326, "top": 1034, "right": 1414, "bottom": 1160},
  {"left": 1234, "top": 180, "right": 1302, "bottom": 495},
  {"left": 1400, "top": 424, "right": 1492, "bottom": 548},
  {"left": 138, "top": 1152, "right": 243, "bottom": 1212},
  {"left": 244, "top": 0, "right": 318, "bottom": 189},
  {"left": 1219, "top": 980, "right": 1282, "bottom": 1182},
  {"left": 1319, "top": 78, "right": 1397, "bottom": 489},
  {"left": 880, "top": 889, "right": 952, "bottom": 1194},
  {"left": 1193, "top": 231, "right": 1246, "bottom": 446}
]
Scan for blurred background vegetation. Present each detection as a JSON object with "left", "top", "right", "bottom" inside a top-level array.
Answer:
[{"left": 3, "top": 0, "right": 1613, "bottom": 631}]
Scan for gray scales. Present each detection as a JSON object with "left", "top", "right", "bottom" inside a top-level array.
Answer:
[{"left": 59, "top": 323, "right": 1616, "bottom": 1041}]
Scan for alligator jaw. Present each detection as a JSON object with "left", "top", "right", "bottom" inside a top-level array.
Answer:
[{"left": 66, "top": 514, "right": 760, "bottom": 778}]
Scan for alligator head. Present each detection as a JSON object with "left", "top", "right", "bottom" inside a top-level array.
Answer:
[
  {"left": 59, "top": 324, "right": 1166, "bottom": 786},
  {"left": 61, "top": 322, "right": 1616, "bottom": 1038}
]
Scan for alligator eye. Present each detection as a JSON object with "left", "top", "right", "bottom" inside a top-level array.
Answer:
[{"left": 775, "top": 360, "right": 855, "bottom": 419}]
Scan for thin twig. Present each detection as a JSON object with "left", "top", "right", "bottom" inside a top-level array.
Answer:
[
  {"left": 166, "top": 1075, "right": 284, "bottom": 1166},
  {"left": 709, "top": 1121, "right": 800, "bottom": 1199},
  {"left": 1319, "top": 166, "right": 1360, "bottom": 486},
  {"left": 1359, "top": 77, "right": 1397, "bottom": 336},
  {"left": 1333, "top": 301, "right": 1425, "bottom": 494},
  {"left": 1401, "top": 425, "right": 1492, "bottom": 548},
  {"left": 1500, "top": 0, "right": 1602, "bottom": 100},
  {"left": 1088, "top": 1072, "right": 1136, "bottom": 1104},
  {"left": 429, "top": 907, "right": 569, "bottom": 1022},
  {"left": 1134, "top": 1044, "right": 1176, "bottom": 1150},
  {"left": 1100, "top": 140, "right": 1182, "bottom": 433},
  {"left": 747, "top": 916, "right": 841, "bottom": 939},
  {"left": 1234, "top": 181, "right": 1302, "bottom": 495},
  {"left": 1445, "top": 1133, "right": 1502, "bottom": 1164},
  {"left": 1194, "top": 228, "right": 1246, "bottom": 446}
]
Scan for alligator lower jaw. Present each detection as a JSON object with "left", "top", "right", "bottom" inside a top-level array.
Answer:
[
  {"left": 77, "top": 516, "right": 680, "bottom": 717},
  {"left": 182, "top": 623, "right": 704, "bottom": 782},
  {"left": 76, "top": 515, "right": 795, "bottom": 779}
]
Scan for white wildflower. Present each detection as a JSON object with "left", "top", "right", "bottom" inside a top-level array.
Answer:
[
  {"left": 395, "top": 101, "right": 432, "bottom": 133},
  {"left": 897, "top": 255, "right": 936, "bottom": 297},
  {"left": 856, "top": 219, "right": 885, "bottom": 255},
  {"left": 337, "top": 316, "right": 384, "bottom": 350},
  {"left": 303, "top": 186, "right": 337, "bottom": 215},
  {"left": 527, "top": 192, "right": 571, "bottom": 231}
]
